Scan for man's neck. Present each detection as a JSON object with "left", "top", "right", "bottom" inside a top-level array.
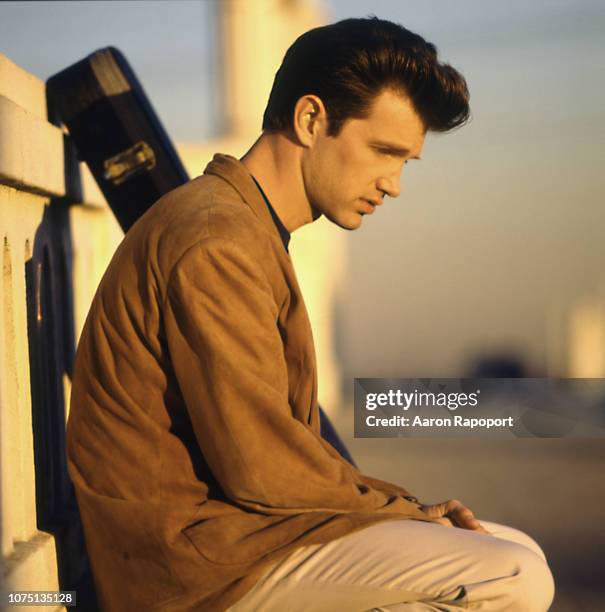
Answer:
[{"left": 240, "top": 132, "right": 316, "bottom": 233}]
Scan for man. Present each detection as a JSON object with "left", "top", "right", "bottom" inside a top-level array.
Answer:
[{"left": 67, "top": 17, "right": 554, "bottom": 611}]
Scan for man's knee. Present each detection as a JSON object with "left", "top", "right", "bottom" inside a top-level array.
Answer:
[
  {"left": 462, "top": 539, "right": 554, "bottom": 611},
  {"left": 509, "top": 545, "right": 555, "bottom": 611}
]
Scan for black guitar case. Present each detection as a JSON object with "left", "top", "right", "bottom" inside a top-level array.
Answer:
[{"left": 47, "top": 47, "right": 189, "bottom": 232}]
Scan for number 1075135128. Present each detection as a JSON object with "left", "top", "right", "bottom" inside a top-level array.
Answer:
[{"left": 2, "top": 591, "right": 76, "bottom": 607}]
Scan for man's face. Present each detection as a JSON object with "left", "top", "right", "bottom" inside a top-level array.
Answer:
[{"left": 302, "top": 88, "right": 426, "bottom": 230}]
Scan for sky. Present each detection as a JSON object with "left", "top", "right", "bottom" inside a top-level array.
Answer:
[
  {"left": 1, "top": 0, "right": 604, "bottom": 377},
  {"left": 0, "top": 1, "right": 221, "bottom": 140}
]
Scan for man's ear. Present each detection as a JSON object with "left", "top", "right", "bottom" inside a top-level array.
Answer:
[{"left": 292, "top": 95, "right": 326, "bottom": 147}]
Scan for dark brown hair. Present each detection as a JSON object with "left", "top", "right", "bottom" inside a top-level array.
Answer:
[{"left": 262, "top": 17, "right": 470, "bottom": 136}]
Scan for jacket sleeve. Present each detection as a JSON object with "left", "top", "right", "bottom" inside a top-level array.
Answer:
[{"left": 163, "top": 237, "right": 426, "bottom": 518}]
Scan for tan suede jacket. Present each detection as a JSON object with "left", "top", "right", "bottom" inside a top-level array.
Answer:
[{"left": 66, "top": 154, "right": 434, "bottom": 611}]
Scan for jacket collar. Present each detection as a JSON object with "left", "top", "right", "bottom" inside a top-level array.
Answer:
[{"left": 203, "top": 153, "right": 282, "bottom": 242}]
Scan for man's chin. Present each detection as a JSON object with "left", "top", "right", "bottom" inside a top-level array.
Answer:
[
  {"left": 323, "top": 211, "right": 363, "bottom": 231},
  {"left": 342, "top": 213, "right": 364, "bottom": 231}
]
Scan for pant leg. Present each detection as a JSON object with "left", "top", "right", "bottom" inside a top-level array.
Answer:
[
  {"left": 480, "top": 520, "right": 547, "bottom": 562},
  {"left": 228, "top": 519, "right": 554, "bottom": 612},
  {"left": 376, "top": 520, "right": 553, "bottom": 611}
]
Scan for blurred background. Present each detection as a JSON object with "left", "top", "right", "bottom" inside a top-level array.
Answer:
[{"left": 1, "top": 1, "right": 604, "bottom": 610}]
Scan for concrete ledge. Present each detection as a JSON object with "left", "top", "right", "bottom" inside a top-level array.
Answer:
[
  {"left": 0, "top": 54, "right": 47, "bottom": 121},
  {"left": 0, "top": 95, "right": 106, "bottom": 208},
  {"left": 0, "top": 95, "right": 64, "bottom": 197},
  {"left": 3, "top": 532, "right": 60, "bottom": 601}
]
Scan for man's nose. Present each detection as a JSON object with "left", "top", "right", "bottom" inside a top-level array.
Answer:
[{"left": 376, "top": 169, "right": 402, "bottom": 199}]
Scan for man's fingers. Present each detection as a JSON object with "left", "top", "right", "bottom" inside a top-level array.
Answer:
[
  {"left": 419, "top": 502, "right": 449, "bottom": 518},
  {"left": 420, "top": 499, "right": 492, "bottom": 534},
  {"left": 420, "top": 499, "right": 462, "bottom": 518},
  {"left": 421, "top": 499, "right": 486, "bottom": 531},
  {"left": 449, "top": 504, "right": 479, "bottom": 529}
]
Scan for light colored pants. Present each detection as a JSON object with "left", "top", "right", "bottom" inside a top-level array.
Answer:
[{"left": 229, "top": 520, "right": 554, "bottom": 611}]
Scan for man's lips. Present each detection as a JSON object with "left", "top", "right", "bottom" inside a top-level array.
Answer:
[{"left": 360, "top": 198, "right": 381, "bottom": 214}]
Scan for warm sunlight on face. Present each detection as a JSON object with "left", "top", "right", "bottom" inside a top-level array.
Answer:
[{"left": 302, "top": 88, "right": 426, "bottom": 230}]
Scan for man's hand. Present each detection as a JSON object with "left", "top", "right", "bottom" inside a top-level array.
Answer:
[{"left": 420, "top": 499, "right": 491, "bottom": 535}]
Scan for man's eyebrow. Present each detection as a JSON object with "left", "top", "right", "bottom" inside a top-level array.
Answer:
[{"left": 370, "top": 141, "right": 421, "bottom": 159}]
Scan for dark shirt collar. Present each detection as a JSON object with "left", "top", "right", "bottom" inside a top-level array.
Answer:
[{"left": 251, "top": 175, "right": 291, "bottom": 253}]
